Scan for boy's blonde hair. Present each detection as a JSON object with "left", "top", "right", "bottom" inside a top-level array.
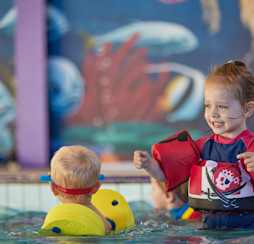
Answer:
[{"left": 50, "top": 145, "right": 101, "bottom": 201}]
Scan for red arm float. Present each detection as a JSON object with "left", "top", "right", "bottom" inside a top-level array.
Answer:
[{"left": 151, "top": 130, "right": 200, "bottom": 192}]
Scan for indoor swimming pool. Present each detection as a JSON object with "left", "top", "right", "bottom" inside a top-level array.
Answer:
[
  {"left": 2, "top": 204, "right": 254, "bottom": 243},
  {"left": 1, "top": 166, "right": 254, "bottom": 243}
]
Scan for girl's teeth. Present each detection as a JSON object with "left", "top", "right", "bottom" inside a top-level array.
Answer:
[{"left": 213, "top": 122, "right": 222, "bottom": 125}]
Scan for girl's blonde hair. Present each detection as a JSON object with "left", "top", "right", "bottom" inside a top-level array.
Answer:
[
  {"left": 205, "top": 60, "right": 254, "bottom": 107},
  {"left": 50, "top": 145, "right": 101, "bottom": 201}
]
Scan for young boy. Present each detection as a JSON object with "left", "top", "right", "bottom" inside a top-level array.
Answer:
[
  {"left": 42, "top": 145, "right": 112, "bottom": 234},
  {"left": 151, "top": 177, "right": 187, "bottom": 212},
  {"left": 151, "top": 177, "right": 202, "bottom": 220}
]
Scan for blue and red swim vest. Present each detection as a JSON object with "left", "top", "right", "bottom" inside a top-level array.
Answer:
[{"left": 152, "top": 130, "right": 254, "bottom": 214}]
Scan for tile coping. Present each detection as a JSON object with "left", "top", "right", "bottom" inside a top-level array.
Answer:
[{"left": 0, "top": 162, "right": 151, "bottom": 183}]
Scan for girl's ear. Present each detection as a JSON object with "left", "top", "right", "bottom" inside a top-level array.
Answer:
[
  {"left": 244, "top": 101, "right": 254, "bottom": 118},
  {"left": 50, "top": 182, "right": 59, "bottom": 196}
]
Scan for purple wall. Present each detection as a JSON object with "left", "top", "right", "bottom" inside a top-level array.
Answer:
[{"left": 15, "top": 0, "right": 49, "bottom": 167}]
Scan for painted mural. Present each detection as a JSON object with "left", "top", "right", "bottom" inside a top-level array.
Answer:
[
  {"left": 0, "top": 1, "right": 15, "bottom": 164},
  {"left": 47, "top": 0, "right": 254, "bottom": 162}
]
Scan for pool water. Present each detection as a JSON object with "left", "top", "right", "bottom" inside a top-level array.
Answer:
[{"left": 1, "top": 204, "right": 254, "bottom": 244}]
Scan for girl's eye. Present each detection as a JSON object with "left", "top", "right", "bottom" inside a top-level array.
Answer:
[
  {"left": 218, "top": 105, "right": 227, "bottom": 109},
  {"left": 205, "top": 104, "right": 211, "bottom": 108}
]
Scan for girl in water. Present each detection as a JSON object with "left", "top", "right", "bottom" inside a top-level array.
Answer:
[{"left": 134, "top": 60, "right": 254, "bottom": 228}]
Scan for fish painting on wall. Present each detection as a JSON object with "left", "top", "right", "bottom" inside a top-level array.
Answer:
[
  {"left": 0, "top": 1, "right": 15, "bottom": 164},
  {"left": 47, "top": 0, "right": 253, "bottom": 162}
]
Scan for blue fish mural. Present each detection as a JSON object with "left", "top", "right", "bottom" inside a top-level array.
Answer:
[
  {"left": 0, "top": 6, "right": 15, "bottom": 35},
  {"left": 94, "top": 21, "right": 198, "bottom": 57},
  {"left": 0, "top": 4, "right": 70, "bottom": 42},
  {"left": 0, "top": 127, "right": 13, "bottom": 155},
  {"left": 156, "top": 0, "right": 188, "bottom": 4},
  {"left": 47, "top": 4, "right": 70, "bottom": 42},
  {"left": 48, "top": 56, "right": 84, "bottom": 117},
  {"left": 0, "top": 81, "right": 15, "bottom": 126},
  {"left": 0, "top": 81, "right": 15, "bottom": 157}
]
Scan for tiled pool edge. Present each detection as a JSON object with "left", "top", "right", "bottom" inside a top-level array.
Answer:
[
  {"left": 0, "top": 175, "right": 151, "bottom": 184},
  {"left": 0, "top": 162, "right": 151, "bottom": 183},
  {"left": 0, "top": 167, "right": 154, "bottom": 212}
]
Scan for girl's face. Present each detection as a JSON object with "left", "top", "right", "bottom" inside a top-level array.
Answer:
[{"left": 204, "top": 82, "right": 247, "bottom": 139}]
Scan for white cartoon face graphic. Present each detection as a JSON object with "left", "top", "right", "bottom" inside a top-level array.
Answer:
[
  {"left": 213, "top": 165, "right": 241, "bottom": 193},
  {"left": 215, "top": 169, "right": 240, "bottom": 191}
]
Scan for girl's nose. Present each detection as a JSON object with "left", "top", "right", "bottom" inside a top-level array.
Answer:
[{"left": 210, "top": 107, "right": 219, "bottom": 117}]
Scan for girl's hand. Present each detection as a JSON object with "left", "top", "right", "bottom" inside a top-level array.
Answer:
[
  {"left": 133, "top": 150, "right": 152, "bottom": 169},
  {"left": 237, "top": 152, "right": 254, "bottom": 172}
]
